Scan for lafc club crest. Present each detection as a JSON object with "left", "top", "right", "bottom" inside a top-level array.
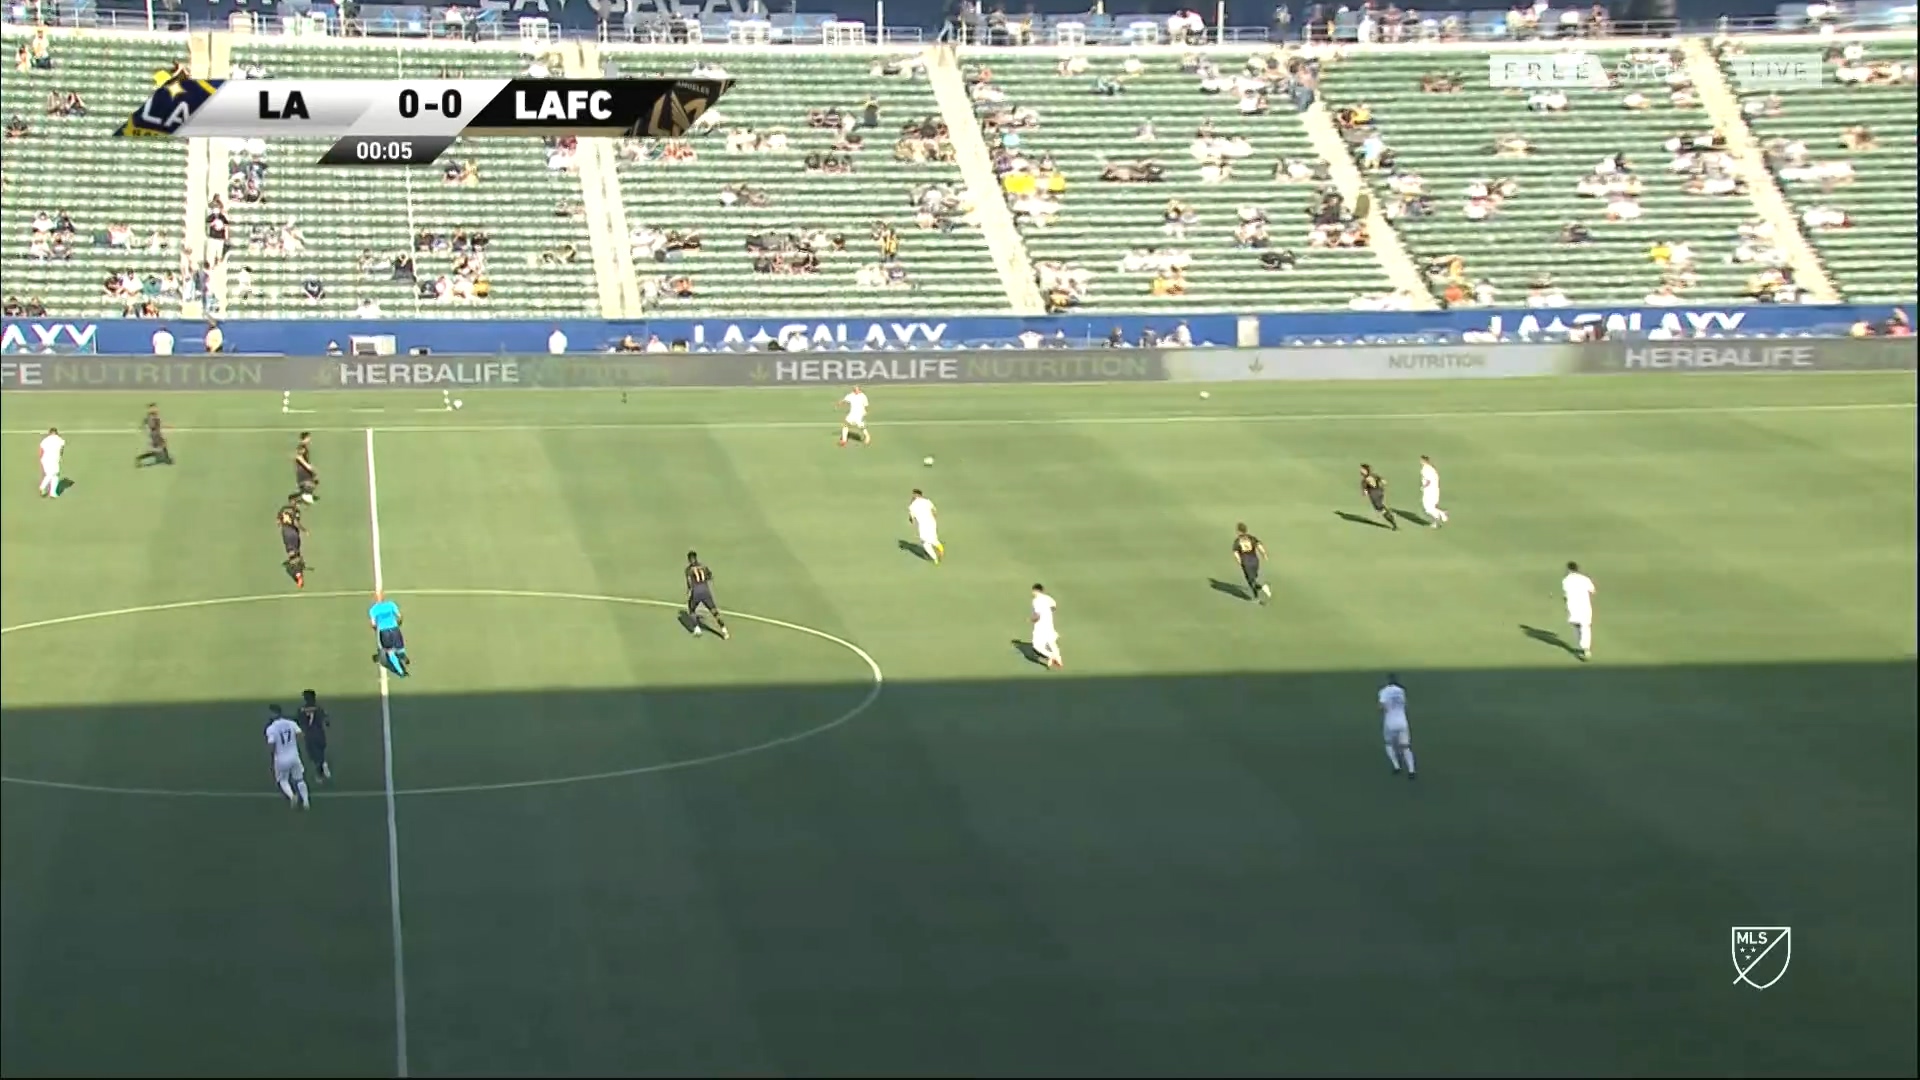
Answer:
[
  {"left": 638, "top": 79, "right": 729, "bottom": 138},
  {"left": 1731, "top": 926, "right": 1791, "bottom": 989}
]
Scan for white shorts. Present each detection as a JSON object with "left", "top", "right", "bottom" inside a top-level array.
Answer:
[
  {"left": 273, "top": 757, "right": 306, "bottom": 785},
  {"left": 917, "top": 526, "right": 941, "bottom": 547},
  {"left": 1567, "top": 609, "right": 1592, "bottom": 628},
  {"left": 845, "top": 415, "right": 868, "bottom": 430},
  {"left": 1032, "top": 626, "right": 1059, "bottom": 651},
  {"left": 41, "top": 461, "right": 60, "bottom": 478},
  {"left": 1422, "top": 493, "right": 1441, "bottom": 514},
  {"left": 1383, "top": 719, "right": 1410, "bottom": 746}
]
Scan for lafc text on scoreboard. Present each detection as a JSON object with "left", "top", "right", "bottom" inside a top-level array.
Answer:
[{"left": 115, "top": 76, "right": 732, "bottom": 166}]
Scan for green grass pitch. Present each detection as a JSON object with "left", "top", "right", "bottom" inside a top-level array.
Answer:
[{"left": 2, "top": 374, "right": 1914, "bottom": 1078}]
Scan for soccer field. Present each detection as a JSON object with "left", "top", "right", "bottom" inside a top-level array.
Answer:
[{"left": 3, "top": 374, "right": 1915, "bottom": 1077}]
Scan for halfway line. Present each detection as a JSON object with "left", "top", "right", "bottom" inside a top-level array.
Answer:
[
  {"left": 2, "top": 399, "right": 1913, "bottom": 438},
  {"left": 364, "top": 427, "right": 411, "bottom": 1079}
]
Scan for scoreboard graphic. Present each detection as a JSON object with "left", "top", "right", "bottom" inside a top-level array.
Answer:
[{"left": 116, "top": 76, "right": 732, "bottom": 165}]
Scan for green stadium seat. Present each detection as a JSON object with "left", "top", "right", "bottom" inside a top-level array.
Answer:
[
  {"left": 0, "top": 29, "right": 193, "bottom": 319},
  {"left": 603, "top": 48, "right": 1008, "bottom": 316},
  {"left": 1719, "top": 38, "right": 1918, "bottom": 303},
  {"left": 224, "top": 40, "right": 598, "bottom": 319},
  {"left": 975, "top": 50, "right": 1398, "bottom": 312},
  {"left": 1319, "top": 46, "right": 1766, "bottom": 306}
]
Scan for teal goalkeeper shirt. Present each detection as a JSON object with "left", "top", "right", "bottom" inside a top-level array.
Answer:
[{"left": 369, "top": 600, "right": 401, "bottom": 630}]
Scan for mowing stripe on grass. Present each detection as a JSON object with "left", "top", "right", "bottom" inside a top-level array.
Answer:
[{"left": 2, "top": 399, "right": 1913, "bottom": 438}]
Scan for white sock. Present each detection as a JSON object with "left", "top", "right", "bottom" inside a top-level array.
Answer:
[
  {"left": 1401, "top": 747, "right": 1417, "bottom": 773},
  {"left": 296, "top": 780, "right": 310, "bottom": 807},
  {"left": 923, "top": 541, "right": 938, "bottom": 560},
  {"left": 1577, "top": 623, "right": 1592, "bottom": 652},
  {"left": 278, "top": 778, "right": 294, "bottom": 801},
  {"left": 839, "top": 427, "right": 849, "bottom": 441},
  {"left": 40, "top": 474, "right": 56, "bottom": 495},
  {"left": 1384, "top": 744, "right": 1401, "bottom": 771},
  {"left": 322, "top": 763, "right": 331, "bottom": 778}
]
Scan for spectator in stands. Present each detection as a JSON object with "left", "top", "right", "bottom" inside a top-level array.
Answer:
[
  {"left": 1259, "top": 249, "right": 1297, "bottom": 272},
  {"left": 0, "top": 296, "right": 21, "bottom": 316},
  {"left": 355, "top": 298, "right": 382, "bottom": 318},
  {"left": 302, "top": 275, "right": 326, "bottom": 304},
  {"left": 1841, "top": 125, "right": 1877, "bottom": 152},
  {"left": 44, "top": 91, "right": 86, "bottom": 117},
  {"left": 1526, "top": 278, "right": 1570, "bottom": 308},
  {"left": 1420, "top": 72, "right": 1462, "bottom": 94},
  {"left": 27, "top": 29, "right": 52, "bottom": 71},
  {"left": 1526, "top": 88, "right": 1568, "bottom": 113},
  {"left": 1884, "top": 310, "right": 1911, "bottom": 337},
  {"left": 3, "top": 115, "right": 25, "bottom": 140},
  {"left": 1801, "top": 205, "right": 1852, "bottom": 231}
]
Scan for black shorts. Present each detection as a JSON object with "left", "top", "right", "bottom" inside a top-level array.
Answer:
[
  {"left": 296, "top": 469, "right": 317, "bottom": 489},
  {"left": 1368, "top": 493, "right": 1387, "bottom": 512},
  {"left": 148, "top": 434, "right": 166, "bottom": 449},
  {"left": 377, "top": 627, "right": 405, "bottom": 651},
  {"left": 1240, "top": 560, "right": 1264, "bottom": 589},
  {"left": 688, "top": 587, "right": 718, "bottom": 614},
  {"left": 282, "top": 529, "right": 302, "bottom": 555},
  {"left": 306, "top": 740, "right": 327, "bottom": 766}
]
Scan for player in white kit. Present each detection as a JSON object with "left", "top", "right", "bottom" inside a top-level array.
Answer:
[
  {"left": 264, "top": 705, "right": 311, "bottom": 809},
  {"left": 838, "top": 386, "right": 871, "bottom": 447},
  {"left": 1418, "top": 455, "right": 1449, "bottom": 527},
  {"left": 1379, "top": 675, "right": 1416, "bottom": 779},
  {"left": 1561, "top": 561, "right": 1596, "bottom": 661},
  {"left": 907, "top": 488, "right": 944, "bottom": 564},
  {"left": 1029, "top": 584, "right": 1062, "bottom": 669},
  {"left": 37, "top": 427, "right": 65, "bottom": 498}
]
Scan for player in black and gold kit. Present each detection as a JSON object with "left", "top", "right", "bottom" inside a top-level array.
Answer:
[
  {"left": 685, "top": 551, "right": 730, "bottom": 639},
  {"left": 134, "top": 404, "right": 173, "bottom": 467},
  {"left": 293, "top": 432, "right": 318, "bottom": 503},
  {"left": 278, "top": 499, "right": 308, "bottom": 588},
  {"left": 1231, "top": 523, "right": 1272, "bottom": 604},
  {"left": 1360, "top": 464, "right": 1398, "bottom": 531}
]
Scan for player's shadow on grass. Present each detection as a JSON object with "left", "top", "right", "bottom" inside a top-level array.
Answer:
[
  {"left": 1334, "top": 510, "right": 1391, "bottom": 529},
  {"left": 897, "top": 539, "right": 933, "bottom": 562},
  {"left": 675, "top": 611, "right": 719, "bottom": 637},
  {"left": 1009, "top": 639, "right": 1048, "bottom": 666},
  {"left": 1208, "top": 578, "right": 1251, "bottom": 601},
  {"left": 1396, "top": 510, "right": 1431, "bottom": 528},
  {"left": 1519, "top": 624, "right": 1582, "bottom": 658},
  {"left": 54, "top": 478, "right": 77, "bottom": 496}
]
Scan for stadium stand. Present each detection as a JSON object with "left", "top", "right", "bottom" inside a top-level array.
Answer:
[
  {"left": 222, "top": 39, "right": 599, "bottom": 318},
  {"left": 1719, "top": 37, "right": 1918, "bottom": 302},
  {"left": 0, "top": 28, "right": 194, "bottom": 319},
  {"left": 1319, "top": 46, "right": 1770, "bottom": 308},
  {"left": 976, "top": 49, "right": 1402, "bottom": 313},
  {"left": 602, "top": 48, "right": 1008, "bottom": 316}
]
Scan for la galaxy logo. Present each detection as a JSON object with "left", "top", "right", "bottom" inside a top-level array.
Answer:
[
  {"left": 115, "top": 78, "right": 222, "bottom": 137},
  {"left": 1731, "top": 926, "right": 1791, "bottom": 989}
]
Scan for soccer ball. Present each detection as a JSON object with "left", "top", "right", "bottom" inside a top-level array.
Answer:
[
  {"left": 923, "top": 456, "right": 935, "bottom": 467},
  {"left": 452, "top": 399, "right": 464, "bottom": 410}
]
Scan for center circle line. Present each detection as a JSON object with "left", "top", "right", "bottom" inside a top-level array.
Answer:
[{"left": 1, "top": 589, "right": 883, "bottom": 799}]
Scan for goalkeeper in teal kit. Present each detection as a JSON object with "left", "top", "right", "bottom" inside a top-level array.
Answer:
[{"left": 370, "top": 593, "right": 409, "bottom": 677}]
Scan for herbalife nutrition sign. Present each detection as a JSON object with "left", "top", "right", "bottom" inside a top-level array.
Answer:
[
  {"left": 1, "top": 349, "right": 1169, "bottom": 392},
  {"left": 1593, "top": 338, "right": 1919, "bottom": 373}
]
